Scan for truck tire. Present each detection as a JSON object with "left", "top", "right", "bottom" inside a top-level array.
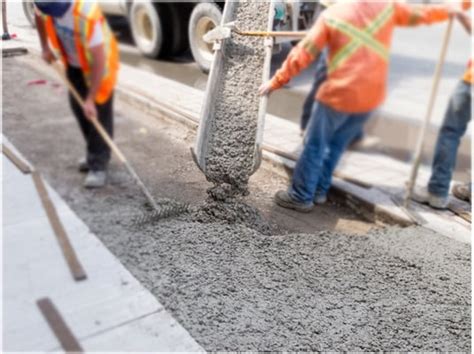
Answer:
[
  {"left": 129, "top": 0, "right": 164, "bottom": 58},
  {"left": 160, "top": 3, "right": 190, "bottom": 57},
  {"left": 22, "top": 0, "right": 36, "bottom": 28},
  {"left": 188, "top": 3, "right": 222, "bottom": 73}
]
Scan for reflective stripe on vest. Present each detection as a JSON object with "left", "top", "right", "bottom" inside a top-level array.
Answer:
[
  {"left": 74, "top": 1, "right": 113, "bottom": 79},
  {"left": 73, "top": 0, "right": 89, "bottom": 73},
  {"left": 326, "top": 4, "right": 392, "bottom": 73}
]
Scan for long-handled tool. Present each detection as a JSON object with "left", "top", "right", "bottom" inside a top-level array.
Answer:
[
  {"left": 51, "top": 61, "right": 159, "bottom": 212},
  {"left": 204, "top": 21, "right": 307, "bottom": 43},
  {"left": 403, "top": 18, "right": 454, "bottom": 207}
]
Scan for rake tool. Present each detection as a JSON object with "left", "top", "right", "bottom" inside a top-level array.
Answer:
[
  {"left": 403, "top": 17, "right": 454, "bottom": 207},
  {"left": 51, "top": 61, "right": 160, "bottom": 212}
]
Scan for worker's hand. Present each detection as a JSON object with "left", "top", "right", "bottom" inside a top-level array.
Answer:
[
  {"left": 41, "top": 47, "right": 55, "bottom": 64},
  {"left": 83, "top": 96, "right": 98, "bottom": 121},
  {"left": 258, "top": 81, "right": 274, "bottom": 96}
]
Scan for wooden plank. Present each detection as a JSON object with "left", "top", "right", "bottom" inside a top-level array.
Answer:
[
  {"left": 37, "top": 298, "right": 83, "bottom": 353},
  {"left": 2, "top": 144, "right": 32, "bottom": 174},
  {"left": 262, "top": 143, "right": 373, "bottom": 189},
  {"left": 31, "top": 171, "right": 87, "bottom": 281},
  {"left": 2, "top": 47, "right": 28, "bottom": 58},
  {"left": 448, "top": 205, "right": 471, "bottom": 223}
]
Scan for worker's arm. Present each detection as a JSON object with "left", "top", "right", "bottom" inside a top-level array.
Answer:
[
  {"left": 457, "top": 11, "right": 472, "bottom": 34},
  {"left": 393, "top": 2, "right": 457, "bottom": 27},
  {"left": 259, "top": 17, "right": 328, "bottom": 96},
  {"left": 34, "top": 11, "right": 55, "bottom": 63},
  {"left": 83, "top": 22, "right": 106, "bottom": 120}
]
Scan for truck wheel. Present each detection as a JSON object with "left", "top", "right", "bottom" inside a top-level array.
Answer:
[
  {"left": 129, "top": 0, "right": 163, "bottom": 58},
  {"left": 22, "top": 0, "right": 36, "bottom": 28},
  {"left": 160, "top": 3, "right": 190, "bottom": 57},
  {"left": 189, "top": 3, "right": 222, "bottom": 73}
]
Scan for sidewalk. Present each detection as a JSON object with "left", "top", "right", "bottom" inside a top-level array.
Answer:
[
  {"left": 2, "top": 137, "right": 203, "bottom": 352},
  {"left": 3, "top": 22, "right": 471, "bottom": 244}
]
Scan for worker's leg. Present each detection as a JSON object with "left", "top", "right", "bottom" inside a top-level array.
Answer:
[
  {"left": 428, "top": 81, "right": 471, "bottom": 199},
  {"left": 300, "top": 50, "right": 328, "bottom": 132},
  {"left": 66, "top": 66, "right": 113, "bottom": 172},
  {"left": 86, "top": 94, "right": 113, "bottom": 171},
  {"left": 289, "top": 102, "right": 348, "bottom": 204},
  {"left": 316, "top": 112, "right": 371, "bottom": 199},
  {"left": 67, "top": 66, "right": 90, "bottom": 142}
]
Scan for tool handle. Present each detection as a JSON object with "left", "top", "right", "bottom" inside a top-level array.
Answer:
[
  {"left": 51, "top": 61, "right": 127, "bottom": 164},
  {"left": 51, "top": 61, "right": 160, "bottom": 211},
  {"left": 237, "top": 30, "right": 307, "bottom": 38},
  {"left": 404, "top": 17, "right": 453, "bottom": 206}
]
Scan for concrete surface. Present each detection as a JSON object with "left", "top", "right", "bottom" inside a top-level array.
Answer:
[
  {"left": 3, "top": 54, "right": 471, "bottom": 351},
  {"left": 2, "top": 138, "right": 203, "bottom": 352}
]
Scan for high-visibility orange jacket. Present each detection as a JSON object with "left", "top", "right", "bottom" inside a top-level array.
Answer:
[
  {"left": 270, "top": 1, "right": 450, "bottom": 113},
  {"left": 42, "top": 0, "right": 119, "bottom": 104}
]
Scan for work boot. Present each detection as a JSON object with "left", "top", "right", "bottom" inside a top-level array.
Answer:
[
  {"left": 411, "top": 187, "right": 448, "bottom": 210},
  {"left": 83, "top": 170, "right": 107, "bottom": 189},
  {"left": 78, "top": 157, "right": 89, "bottom": 173},
  {"left": 314, "top": 194, "right": 328, "bottom": 205},
  {"left": 452, "top": 183, "right": 471, "bottom": 203},
  {"left": 274, "top": 190, "right": 313, "bottom": 213}
]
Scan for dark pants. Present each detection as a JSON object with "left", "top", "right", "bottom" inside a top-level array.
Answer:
[{"left": 67, "top": 66, "right": 113, "bottom": 171}]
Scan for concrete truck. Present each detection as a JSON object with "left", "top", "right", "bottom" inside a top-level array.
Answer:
[{"left": 23, "top": 0, "right": 323, "bottom": 73}]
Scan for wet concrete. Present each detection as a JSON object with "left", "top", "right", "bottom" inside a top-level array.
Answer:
[
  {"left": 204, "top": 1, "right": 271, "bottom": 194},
  {"left": 3, "top": 56, "right": 470, "bottom": 351}
]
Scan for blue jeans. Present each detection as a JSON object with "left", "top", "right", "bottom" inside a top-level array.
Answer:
[
  {"left": 290, "top": 102, "right": 371, "bottom": 204},
  {"left": 428, "top": 81, "right": 472, "bottom": 198},
  {"left": 300, "top": 50, "right": 328, "bottom": 131}
]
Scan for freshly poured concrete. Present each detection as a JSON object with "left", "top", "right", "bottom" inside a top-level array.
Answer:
[
  {"left": 3, "top": 55, "right": 470, "bottom": 351},
  {"left": 205, "top": 1, "right": 271, "bottom": 194}
]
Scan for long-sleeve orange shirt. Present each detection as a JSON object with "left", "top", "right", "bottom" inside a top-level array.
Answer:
[{"left": 270, "top": 1, "right": 450, "bottom": 113}]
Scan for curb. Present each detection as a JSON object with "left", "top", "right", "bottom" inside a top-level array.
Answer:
[{"left": 117, "top": 80, "right": 414, "bottom": 227}]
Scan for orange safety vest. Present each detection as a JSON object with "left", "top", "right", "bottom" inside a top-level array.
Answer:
[
  {"left": 270, "top": 1, "right": 450, "bottom": 113},
  {"left": 43, "top": 0, "right": 119, "bottom": 104}
]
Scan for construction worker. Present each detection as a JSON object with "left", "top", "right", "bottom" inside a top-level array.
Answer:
[
  {"left": 259, "top": 0, "right": 457, "bottom": 212},
  {"left": 34, "top": 0, "right": 119, "bottom": 188},
  {"left": 413, "top": 3, "right": 472, "bottom": 208}
]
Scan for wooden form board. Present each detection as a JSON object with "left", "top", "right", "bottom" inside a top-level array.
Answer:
[
  {"left": 32, "top": 171, "right": 87, "bottom": 281},
  {"left": 37, "top": 297, "right": 83, "bottom": 353}
]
